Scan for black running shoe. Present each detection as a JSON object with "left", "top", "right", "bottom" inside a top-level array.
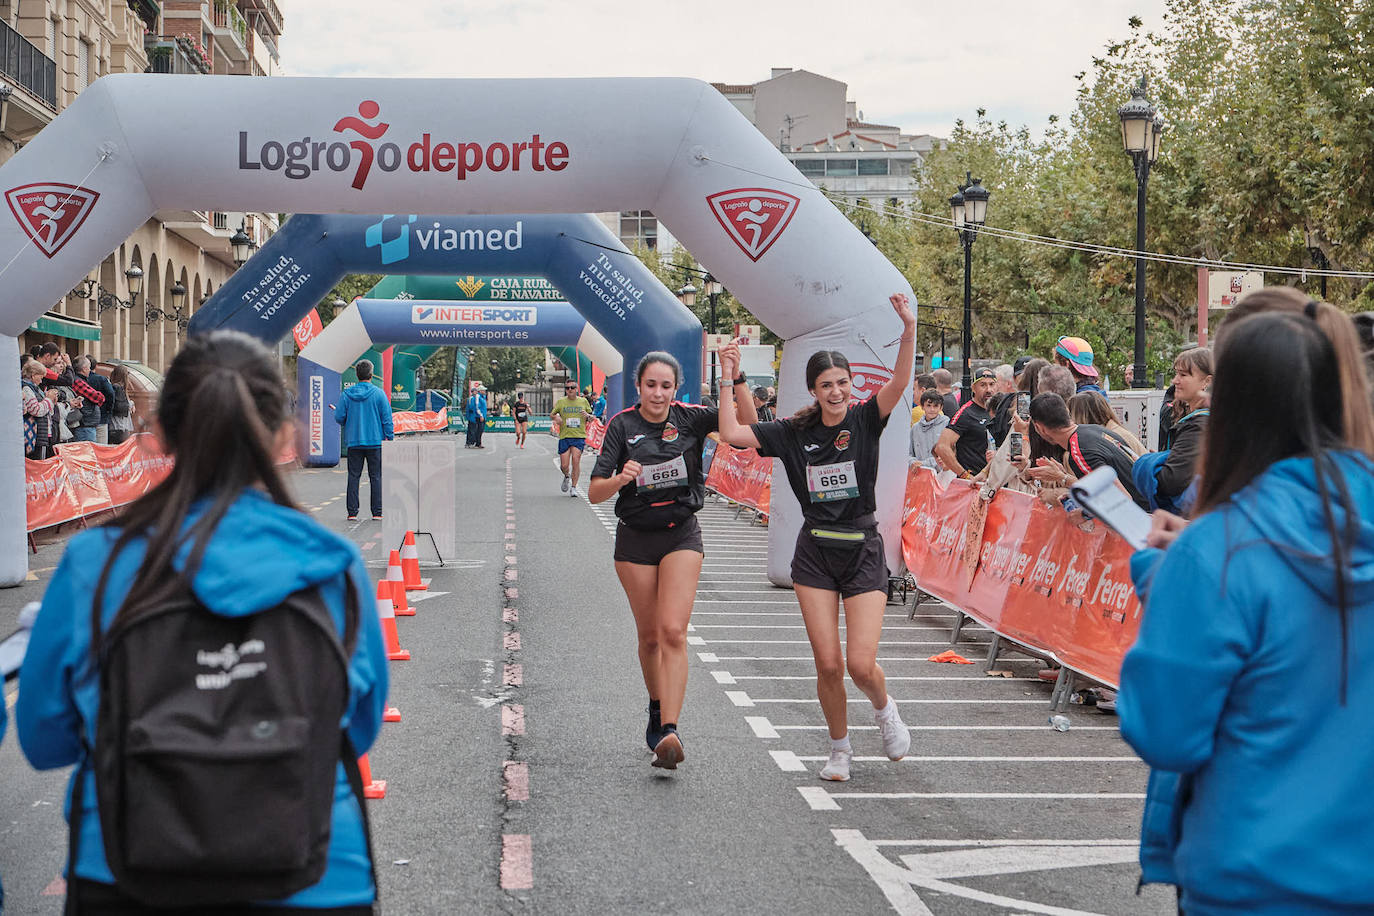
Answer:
[
  {"left": 651, "top": 726, "right": 685, "bottom": 770},
  {"left": 646, "top": 707, "right": 663, "bottom": 751}
]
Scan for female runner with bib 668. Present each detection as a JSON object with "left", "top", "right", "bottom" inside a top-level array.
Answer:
[
  {"left": 588, "top": 344, "right": 756, "bottom": 769},
  {"left": 717, "top": 293, "right": 917, "bottom": 782}
]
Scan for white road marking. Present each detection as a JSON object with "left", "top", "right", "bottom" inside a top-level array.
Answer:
[
  {"left": 830, "top": 792, "right": 1145, "bottom": 801},
  {"left": 724, "top": 690, "right": 754, "bottom": 707},
  {"left": 686, "top": 635, "right": 706, "bottom": 645},
  {"left": 745, "top": 716, "right": 778, "bottom": 738},
  {"left": 797, "top": 786, "right": 842, "bottom": 811},
  {"left": 710, "top": 671, "right": 737, "bottom": 685},
  {"left": 696, "top": 652, "right": 719, "bottom": 663},
  {"left": 769, "top": 750, "right": 808, "bottom": 772}
]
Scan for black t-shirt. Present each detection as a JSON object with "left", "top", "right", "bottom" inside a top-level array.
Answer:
[
  {"left": 1066, "top": 424, "right": 1148, "bottom": 509},
  {"left": 592, "top": 402, "right": 718, "bottom": 528},
  {"left": 750, "top": 397, "right": 889, "bottom": 526},
  {"left": 513, "top": 401, "right": 530, "bottom": 422},
  {"left": 941, "top": 391, "right": 959, "bottom": 419},
  {"left": 948, "top": 400, "right": 993, "bottom": 474}
]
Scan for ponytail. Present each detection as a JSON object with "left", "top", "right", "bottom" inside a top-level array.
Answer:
[
  {"left": 92, "top": 332, "right": 295, "bottom": 653},
  {"left": 790, "top": 349, "right": 851, "bottom": 429}
]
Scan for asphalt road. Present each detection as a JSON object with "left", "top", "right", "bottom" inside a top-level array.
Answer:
[{"left": 0, "top": 432, "right": 1176, "bottom": 914}]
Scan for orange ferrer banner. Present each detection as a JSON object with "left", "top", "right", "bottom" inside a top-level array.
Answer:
[
  {"left": 25, "top": 435, "right": 175, "bottom": 532},
  {"left": 392, "top": 408, "right": 448, "bottom": 434},
  {"left": 898, "top": 465, "right": 1143, "bottom": 687},
  {"left": 705, "top": 441, "right": 772, "bottom": 516},
  {"left": 26, "top": 434, "right": 297, "bottom": 533},
  {"left": 585, "top": 418, "right": 606, "bottom": 451}
]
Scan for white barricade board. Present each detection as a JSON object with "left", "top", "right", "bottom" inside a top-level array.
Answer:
[
  {"left": 382, "top": 436, "right": 457, "bottom": 562},
  {"left": 1107, "top": 389, "right": 1168, "bottom": 453}
]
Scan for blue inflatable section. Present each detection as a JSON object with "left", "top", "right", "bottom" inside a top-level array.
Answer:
[{"left": 190, "top": 211, "right": 701, "bottom": 411}]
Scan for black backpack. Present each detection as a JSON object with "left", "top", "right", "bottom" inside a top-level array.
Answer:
[
  {"left": 70, "top": 576, "right": 375, "bottom": 910},
  {"left": 111, "top": 383, "right": 130, "bottom": 419}
]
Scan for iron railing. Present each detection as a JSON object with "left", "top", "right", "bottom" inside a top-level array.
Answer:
[{"left": 0, "top": 19, "right": 56, "bottom": 109}]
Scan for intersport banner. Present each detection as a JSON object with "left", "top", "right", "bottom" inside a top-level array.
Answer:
[
  {"left": 899, "top": 466, "right": 1143, "bottom": 687},
  {"left": 704, "top": 441, "right": 772, "bottom": 516},
  {"left": 392, "top": 407, "right": 448, "bottom": 434}
]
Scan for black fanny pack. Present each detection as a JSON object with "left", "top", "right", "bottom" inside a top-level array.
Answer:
[
  {"left": 804, "top": 513, "right": 877, "bottom": 552},
  {"left": 623, "top": 498, "right": 695, "bottom": 531}
]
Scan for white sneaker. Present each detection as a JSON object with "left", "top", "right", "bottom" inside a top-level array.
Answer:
[
  {"left": 819, "top": 747, "right": 852, "bottom": 782},
  {"left": 568, "top": 486, "right": 579, "bottom": 498},
  {"left": 876, "top": 698, "right": 911, "bottom": 761},
  {"left": 560, "top": 476, "right": 569, "bottom": 493}
]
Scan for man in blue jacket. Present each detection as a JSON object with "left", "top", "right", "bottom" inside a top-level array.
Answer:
[
  {"left": 335, "top": 359, "right": 394, "bottom": 520},
  {"left": 465, "top": 385, "right": 487, "bottom": 449}
]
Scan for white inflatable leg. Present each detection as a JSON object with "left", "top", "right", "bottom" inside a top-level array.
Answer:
[
  {"left": 0, "top": 335, "right": 31, "bottom": 586},
  {"left": 766, "top": 312, "right": 912, "bottom": 587}
]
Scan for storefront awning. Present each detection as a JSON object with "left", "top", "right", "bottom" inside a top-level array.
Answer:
[{"left": 29, "top": 311, "right": 102, "bottom": 341}]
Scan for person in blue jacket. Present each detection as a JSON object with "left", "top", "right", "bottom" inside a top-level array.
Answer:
[
  {"left": 1119, "top": 310, "right": 1374, "bottom": 915},
  {"left": 18, "top": 331, "right": 388, "bottom": 914},
  {"left": 335, "top": 358, "right": 394, "bottom": 520}
]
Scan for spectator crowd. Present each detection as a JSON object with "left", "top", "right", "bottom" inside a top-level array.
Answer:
[{"left": 19, "top": 343, "right": 135, "bottom": 461}]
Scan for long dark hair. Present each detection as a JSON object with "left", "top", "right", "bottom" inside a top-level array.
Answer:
[
  {"left": 92, "top": 331, "right": 296, "bottom": 650},
  {"left": 791, "top": 350, "right": 850, "bottom": 428},
  {"left": 635, "top": 351, "right": 681, "bottom": 386},
  {"left": 1199, "top": 311, "right": 1360, "bottom": 701}
]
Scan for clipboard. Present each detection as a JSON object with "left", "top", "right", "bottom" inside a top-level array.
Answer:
[{"left": 1069, "top": 466, "right": 1152, "bottom": 551}]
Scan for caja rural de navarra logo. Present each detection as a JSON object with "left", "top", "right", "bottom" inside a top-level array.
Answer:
[{"left": 239, "top": 101, "right": 572, "bottom": 190}]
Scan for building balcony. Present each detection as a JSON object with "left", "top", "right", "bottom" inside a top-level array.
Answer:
[
  {"left": 128, "top": 1, "right": 163, "bottom": 31},
  {"left": 0, "top": 19, "right": 56, "bottom": 111},
  {"left": 240, "top": 0, "right": 283, "bottom": 38},
  {"left": 157, "top": 208, "right": 236, "bottom": 260},
  {"left": 144, "top": 36, "right": 212, "bottom": 75},
  {"left": 211, "top": 1, "right": 250, "bottom": 62}
]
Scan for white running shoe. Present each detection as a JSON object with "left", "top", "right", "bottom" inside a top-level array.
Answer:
[
  {"left": 568, "top": 486, "right": 579, "bottom": 498},
  {"left": 876, "top": 698, "right": 911, "bottom": 761},
  {"left": 819, "top": 747, "right": 852, "bottom": 782},
  {"left": 560, "top": 475, "right": 569, "bottom": 493}
]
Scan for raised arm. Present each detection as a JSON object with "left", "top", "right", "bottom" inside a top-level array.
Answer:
[
  {"left": 716, "top": 345, "right": 762, "bottom": 450},
  {"left": 719, "top": 341, "right": 759, "bottom": 426},
  {"left": 874, "top": 293, "right": 917, "bottom": 420}
]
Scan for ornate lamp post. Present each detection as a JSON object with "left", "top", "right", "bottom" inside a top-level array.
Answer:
[
  {"left": 1118, "top": 77, "right": 1165, "bottom": 388},
  {"left": 950, "top": 172, "right": 990, "bottom": 403}
]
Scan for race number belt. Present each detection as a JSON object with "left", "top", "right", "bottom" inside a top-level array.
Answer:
[
  {"left": 806, "top": 460, "right": 858, "bottom": 503},
  {"left": 637, "top": 455, "right": 688, "bottom": 492}
]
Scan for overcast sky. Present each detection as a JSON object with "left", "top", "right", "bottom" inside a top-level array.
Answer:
[{"left": 283, "top": 0, "right": 1168, "bottom": 138}]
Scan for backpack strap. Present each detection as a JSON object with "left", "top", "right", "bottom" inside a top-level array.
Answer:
[
  {"left": 64, "top": 737, "right": 91, "bottom": 916},
  {"left": 341, "top": 734, "right": 380, "bottom": 912}
]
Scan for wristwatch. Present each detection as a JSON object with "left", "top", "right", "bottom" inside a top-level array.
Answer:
[{"left": 733, "top": 373, "right": 747, "bottom": 386}]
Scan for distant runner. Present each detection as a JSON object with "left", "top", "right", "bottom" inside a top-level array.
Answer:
[
  {"left": 512, "top": 394, "right": 531, "bottom": 449},
  {"left": 551, "top": 381, "right": 593, "bottom": 497}
]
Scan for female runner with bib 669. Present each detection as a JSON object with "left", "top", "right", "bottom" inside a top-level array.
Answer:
[
  {"left": 588, "top": 344, "right": 756, "bottom": 769},
  {"left": 717, "top": 293, "right": 917, "bottom": 782}
]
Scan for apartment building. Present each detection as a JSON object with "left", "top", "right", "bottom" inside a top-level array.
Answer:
[{"left": 0, "top": 0, "right": 283, "bottom": 374}]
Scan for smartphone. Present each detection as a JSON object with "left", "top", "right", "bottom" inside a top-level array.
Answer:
[
  {"left": 1070, "top": 466, "right": 1152, "bottom": 551},
  {"left": 1016, "top": 392, "right": 1031, "bottom": 419},
  {"left": 1009, "top": 432, "right": 1022, "bottom": 460}
]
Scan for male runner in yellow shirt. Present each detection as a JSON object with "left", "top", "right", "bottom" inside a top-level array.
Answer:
[{"left": 551, "top": 381, "right": 593, "bottom": 497}]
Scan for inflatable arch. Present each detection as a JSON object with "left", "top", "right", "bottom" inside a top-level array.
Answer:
[
  {"left": 351, "top": 273, "right": 626, "bottom": 413},
  {"left": 0, "top": 75, "right": 913, "bottom": 586},
  {"left": 187, "top": 212, "right": 698, "bottom": 415},
  {"left": 299, "top": 297, "right": 622, "bottom": 465}
]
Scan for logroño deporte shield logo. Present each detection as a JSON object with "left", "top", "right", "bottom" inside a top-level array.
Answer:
[
  {"left": 6, "top": 183, "right": 100, "bottom": 259},
  {"left": 706, "top": 188, "right": 799, "bottom": 262}
]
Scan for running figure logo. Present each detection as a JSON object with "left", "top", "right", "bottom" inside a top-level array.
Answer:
[
  {"left": 706, "top": 188, "right": 800, "bottom": 262},
  {"left": 333, "top": 100, "right": 391, "bottom": 190},
  {"left": 5, "top": 183, "right": 100, "bottom": 259}
]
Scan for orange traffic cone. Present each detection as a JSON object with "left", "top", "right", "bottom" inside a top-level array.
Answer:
[
  {"left": 376, "top": 580, "right": 410, "bottom": 661},
  {"left": 400, "top": 531, "right": 427, "bottom": 591},
  {"left": 357, "top": 753, "right": 387, "bottom": 799},
  {"left": 386, "top": 550, "right": 413, "bottom": 616}
]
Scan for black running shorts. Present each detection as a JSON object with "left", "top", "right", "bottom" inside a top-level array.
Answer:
[
  {"left": 790, "top": 527, "right": 889, "bottom": 598},
  {"left": 614, "top": 515, "right": 704, "bottom": 565}
]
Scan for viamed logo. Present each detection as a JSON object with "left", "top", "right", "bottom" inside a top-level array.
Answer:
[{"left": 365, "top": 213, "right": 417, "bottom": 265}]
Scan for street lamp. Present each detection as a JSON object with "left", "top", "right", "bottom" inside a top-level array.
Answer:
[
  {"left": 1118, "top": 76, "right": 1164, "bottom": 388},
  {"left": 125, "top": 265, "right": 144, "bottom": 305},
  {"left": 1305, "top": 225, "right": 1329, "bottom": 300},
  {"left": 169, "top": 280, "right": 187, "bottom": 319},
  {"left": 676, "top": 282, "right": 697, "bottom": 308},
  {"left": 950, "top": 172, "right": 990, "bottom": 403},
  {"left": 704, "top": 274, "right": 724, "bottom": 394},
  {"left": 230, "top": 224, "right": 253, "bottom": 266}
]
